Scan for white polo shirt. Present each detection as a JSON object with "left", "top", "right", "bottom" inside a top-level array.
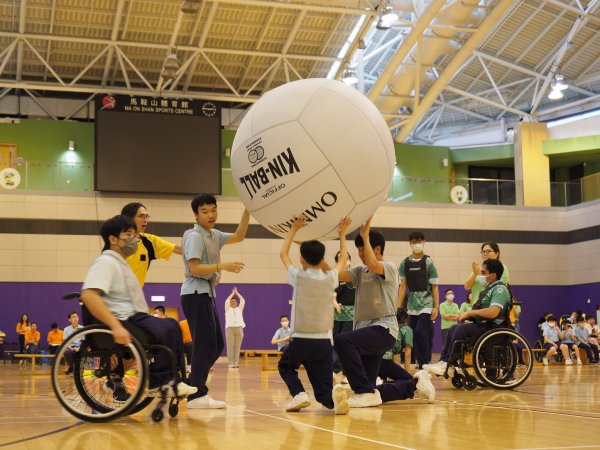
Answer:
[{"left": 82, "top": 250, "right": 149, "bottom": 320}]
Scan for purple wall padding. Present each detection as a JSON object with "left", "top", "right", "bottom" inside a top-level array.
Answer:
[{"left": 1, "top": 282, "right": 598, "bottom": 354}]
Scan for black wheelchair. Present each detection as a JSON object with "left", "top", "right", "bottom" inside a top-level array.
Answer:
[
  {"left": 51, "top": 293, "right": 183, "bottom": 422},
  {"left": 441, "top": 325, "right": 534, "bottom": 390}
]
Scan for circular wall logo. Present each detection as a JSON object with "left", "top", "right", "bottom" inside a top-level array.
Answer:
[{"left": 101, "top": 95, "right": 116, "bottom": 110}]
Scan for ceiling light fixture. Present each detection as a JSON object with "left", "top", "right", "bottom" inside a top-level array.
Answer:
[
  {"left": 181, "top": 0, "right": 201, "bottom": 14},
  {"left": 343, "top": 67, "right": 358, "bottom": 85},
  {"left": 547, "top": 88, "right": 564, "bottom": 100},
  {"left": 380, "top": 3, "right": 399, "bottom": 23},
  {"left": 162, "top": 52, "right": 180, "bottom": 80},
  {"left": 551, "top": 73, "right": 568, "bottom": 91},
  {"left": 376, "top": 18, "right": 391, "bottom": 30}
]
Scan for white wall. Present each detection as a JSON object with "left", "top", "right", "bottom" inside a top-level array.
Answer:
[{"left": 0, "top": 191, "right": 599, "bottom": 286}]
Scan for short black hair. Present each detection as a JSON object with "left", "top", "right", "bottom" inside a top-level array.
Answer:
[
  {"left": 51, "top": 322, "right": 58, "bottom": 329},
  {"left": 121, "top": 202, "right": 146, "bottom": 219},
  {"left": 408, "top": 231, "right": 425, "bottom": 241},
  {"left": 546, "top": 315, "right": 556, "bottom": 322},
  {"left": 576, "top": 316, "right": 586, "bottom": 323},
  {"left": 396, "top": 308, "right": 408, "bottom": 324},
  {"left": 31, "top": 322, "right": 38, "bottom": 327},
  {"left": 300, "top": 240, "right": 326, "bottom": 266},
  {"left": 279, "top": 315, "right": 289, "bottom": 321},
  {"left": 482, "top": 258, "right": 504, "bottom": 280},
  {"left": 354, "top": 230, "right": 386, "bottom": 255},
  {"left": 101, "top": 215, "right": 136, "bottom": 251},
  {"left": 445, "top": 288, "right": 454, "bottom": 294},
  {"left": 154, "top": 306, "right": 165, "bottom": 314},
  {"left": 68, "top": 311, "right": 78, "bottom": 319},
  {"left": 191, "top": 194, "right": 217, "bottom": 213},
  {"left": 335, "top": 251, "right": 351, "bottom": 263}
]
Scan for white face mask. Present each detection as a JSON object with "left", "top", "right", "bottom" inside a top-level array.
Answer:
[
  {"left": 411, "top": 243, "right": 424, "bottom": 254},
  {"left": 446, "top": 294, "right": 454, "bottom": 301},
  {"left": 476, "top": 274, "right": 489, "bottom": 287},
  {"left": 281, "top": 321, "right": 289, "bottom": 328}
]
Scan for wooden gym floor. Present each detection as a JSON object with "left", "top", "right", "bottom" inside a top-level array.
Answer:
[{"left": 1, "top": 357, "right": 599, "bottom": 450}]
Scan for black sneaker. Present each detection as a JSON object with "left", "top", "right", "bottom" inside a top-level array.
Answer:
[{"left": 112, "top": 383, "right": 130, "bottom": 402}]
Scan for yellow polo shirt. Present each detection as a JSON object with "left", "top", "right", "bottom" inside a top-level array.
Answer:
[{"left": 125, "top": 233, "right": 175, "bottom": 286}]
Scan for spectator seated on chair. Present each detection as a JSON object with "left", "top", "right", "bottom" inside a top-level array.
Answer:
[
  {"left": 423, "top": 258, "right": 512, "bottom": 376},
  {"left": 80, "top": 214, "right": 197, "bottom": 399},
  {"left": 24, "top": 323, "right": 41, "bottom": 355},
  {"left": 62, "top": 311, "right": 84, "bottom": 375},
  {"left": 47, "top": 323, "right": 63, "bottom": 355}
]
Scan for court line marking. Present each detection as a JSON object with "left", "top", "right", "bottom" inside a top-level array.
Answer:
[
  {"left": 242, "top": 408, "right": 415, "bottom": 450},
  {"left": 434, "top": 399, "right": 600, "bottom": 421},
  {"left": 0, "top": 422, "right": 84, "bottom": 448},
  {"left": 509, "top": 446, "right": 600, "bottom": 450}
]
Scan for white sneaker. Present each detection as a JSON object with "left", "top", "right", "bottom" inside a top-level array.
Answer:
[
  {"left": 187, "top": 395, "right": 226, "bottom": 409},
  {"left": 376, "top": 377, "right": 384, "bottom": 386},
  {"left": 565, "top": 359, "right": 573, "bottom": 365},
  {"left": 577, "top": 358, "right": 583, "bottom": 365},
  {"left": 543, "top": 357, "right": 549, "bottom": 366},
  {"left": 285, "top": 391, "right": 311, "bottom": 412},
  {"left": 149, "top": 382, "right": 198, "bottom": 399},
  {"left": 347, "top": 390, "right": 382, "bottom": 408},
  {"left": 423, "top": 361, "right": 447, "bottom": 376},
  {"left": 332, "top": 384, "right": 349, "bottom": 415},
  {"left": 342, "top": 376, "right": 349, "bottom": 385},
  {"left": 414, "top": 370, "right": 435, "bottom": 403}
]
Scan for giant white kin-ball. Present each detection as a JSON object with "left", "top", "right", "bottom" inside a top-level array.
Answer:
[{"left": 231, "top": 78, "right": 396, "bottom": 241}]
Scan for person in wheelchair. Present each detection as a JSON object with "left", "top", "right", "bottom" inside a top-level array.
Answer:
[
  {"left": 424, "top": 259, "right": 512, "bottom": 376},
  {"left": 80, "top": 215, "right": 197, "bottom": 399}
]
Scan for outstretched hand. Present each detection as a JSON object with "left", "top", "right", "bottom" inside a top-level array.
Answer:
[
  {"left": 291, "top": 214, "right": 309, "bottom": 231},
  {"left": 359, "top": 216, "right": 373, "bottom": 237},
  {"left": 338, "top": 217, "right": 352, "bottom": 236}
]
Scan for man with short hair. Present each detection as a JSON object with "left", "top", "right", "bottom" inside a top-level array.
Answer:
[
  {"left": 81, "top": 215, "right": 196, "bottom": 398},
  {"left": 63, "top": 311, "right": 84, "bottom": 375},
  {"left": 424, "top": 259, "right": 512, "bottom": 376},
  {"left": 153, "top": 306, "right": 167, "bottom": 318}
]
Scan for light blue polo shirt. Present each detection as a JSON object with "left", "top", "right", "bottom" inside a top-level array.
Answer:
[{"left": 180, "top": 224, "right": 230, "bottom": 296}]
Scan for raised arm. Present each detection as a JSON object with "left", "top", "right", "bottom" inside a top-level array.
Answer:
[
  {"left": 334, "top": 217, "right": 351, "bottom": 273},
  {"left": 464, "top": 261, "right": 480, "bottom": 290},
  {"left": 234, "top": 287, "right": 246, "bottom": 310},
  {"left": 224, "top": 289, "right": 235, "bottom": 311},
  {"left": 226, "top": 209, "right": 251, "bottom": 245},
  {"left": 360, "top": 217, "right": 384, "bottom": 275},
  {"left": 280, "top": 215, "right": 308, "bottom": 270}
]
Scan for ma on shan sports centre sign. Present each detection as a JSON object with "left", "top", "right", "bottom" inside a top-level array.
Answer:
[{"left": 95, "top": 94, "right": 219, "bottom": 117}]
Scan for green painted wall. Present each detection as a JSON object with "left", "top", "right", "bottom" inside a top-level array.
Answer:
[
  {"left": 0, "top": 119, "right": 94, "bottom": 191},
  {"left": 451, "top": 144, "right": 514, "bottom": 163},
  {"left": 543, "top": 134, "right": 600, "bottom": 155}
]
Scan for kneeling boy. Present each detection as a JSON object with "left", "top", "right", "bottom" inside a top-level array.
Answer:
[{"left": 278, "top": 215, "right": 350, "bottom": 414}]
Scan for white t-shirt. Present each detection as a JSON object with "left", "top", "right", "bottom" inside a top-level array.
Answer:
[
  {"left": 82, "top": 250, "right": 149, "bottom": 321},
  {"left": 225, "top": 306, "right": 246, "bottom": 328},
  {"left": 288, "top": 266, "right": 338, "bottom": 341}
]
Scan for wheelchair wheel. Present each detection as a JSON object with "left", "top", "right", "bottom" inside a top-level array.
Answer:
[
  {"left": 464, "top": 376, "right": 477, "bottom": 391},
  {"left": 52, "top": 326, "right": 148, "bottom": 422},
  {"left": 533, "top": 339, "right": 544, "bottom": 362},
  {"left": 472, "top": 328, "right": 533, "bottom": 390},
  {"left": 451, "top": 374, "right": 464, "bottom": 389}
]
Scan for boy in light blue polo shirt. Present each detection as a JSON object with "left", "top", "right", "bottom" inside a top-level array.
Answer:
[
  {"left": 542, "top": 315, "right": 572, "bottom": 366},
  {"left": 180, "top": 194, "right": 250, "bottom": 409},
  {"left": 574, "top": 317, "right": 599, "bottom": 364}
]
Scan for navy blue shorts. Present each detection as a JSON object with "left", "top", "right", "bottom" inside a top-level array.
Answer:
[{"left": 544, "top": 342, "right": 562, "bottom": 351}]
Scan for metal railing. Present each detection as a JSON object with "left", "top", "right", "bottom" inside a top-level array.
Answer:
[
  {"left": 386, "top": 176, "right": 520, "bottom": 205},
  {"left": 3, "top": 162, "right": 600, "bottom": 208}
]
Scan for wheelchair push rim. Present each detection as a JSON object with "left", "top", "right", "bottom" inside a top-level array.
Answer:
[
  {"left": 472, "top": 328, "right": 533, "bottom": 390},
  {"left": 51, "top": 326, "right": 148, "bottom": 422}
]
